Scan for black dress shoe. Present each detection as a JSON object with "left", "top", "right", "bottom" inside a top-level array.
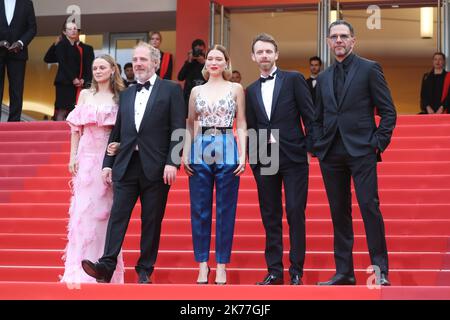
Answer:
[
  {"left": 256, "top": 274, "right": 284, "bottom": 285},
  {"left": 137, "top": 271, "right": 151, "bottom": 284},
  {"left": 81, "top": 259, "right": 112, "bottom": 283},
  {"left": 377, "top": 273, "right": 391, "bottom": 286},
  {"left": 317, "top": 274, "right": 356, "bottom": 286},
  {"left": 290, "top": 274, "right": 303, "bottom": 285}
]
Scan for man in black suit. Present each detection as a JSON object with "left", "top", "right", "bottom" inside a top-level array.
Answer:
[
  {"left": 313, "top": 21, "right": 396, "bottom": 286},
  {"left": 0, "top": 0, "right": 36, "bottom": 121},
  {"left": 122, "top": 62, "right": 137, "bottom": 87},
  {"left": 306, "top": 56, "right": 322, "bottom": 104},
  {"left": 246, "top": 33, "right": 314, "bottom": 286},
  {"left": 81, "top": 42, "right": 186, "bottom": 283}
]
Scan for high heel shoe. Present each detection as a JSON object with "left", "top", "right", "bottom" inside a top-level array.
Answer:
[
  {"left": 197, "top": 266, "right": 210, "bottom": 284},
  {"left": 214, "top": 267, "right": 227, "bottom": 285}
]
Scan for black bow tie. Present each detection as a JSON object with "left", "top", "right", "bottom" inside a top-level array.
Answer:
[
  {"left": 136, "top": 81, "right": 151, "bottom": 92},
  {"left": 260, "top": 74, "right": 275, "bottom": 83}
]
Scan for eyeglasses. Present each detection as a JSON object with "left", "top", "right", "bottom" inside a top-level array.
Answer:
[{"left": 328, "top": 34, "right": 352, "bottom": 42}]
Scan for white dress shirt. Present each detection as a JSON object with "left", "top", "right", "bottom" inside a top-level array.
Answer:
[
  {"left": 134, "top": 73, "right": 157, "bottom": 132},
  {"left": 260, "top": 66, "right": 278, "bottom": 143},
  {"left": 310, "top": 75, "right": 317, "bottom": 88},
  {"left": 261, "top": 66, "right": 277, "bottom": 121},
  {"left": 4, "top": 0, "right": 16, "bottom": 26}
]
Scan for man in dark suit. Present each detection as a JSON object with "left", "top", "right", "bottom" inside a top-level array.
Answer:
[
  {"left": 122, "top": 62, "right": 137, "bottom": 87},
  {"left": 0, "top": 0, "right": 36, "bottom": 121},
  {"left": 313, "top": 20, "right": 396, "bottom": 286},
  {"left": 306, "top": 56, "right": 322, "bottom": 104},
  {"left": 81, "top": 42, "right": 186, "bottom": 283},
  {"left": 246, "top": 33, "right": 314, "bottom": 286}
]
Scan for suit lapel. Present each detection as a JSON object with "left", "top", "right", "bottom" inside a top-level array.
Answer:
[
  {"left": 327, "top": 67, "right": 338, "bottom": 109},
  {"left": 10, "top": 0, "right": 21, "bottom": 26},
  {"left": 270, "top": 70, "right": 284, "bottom": 119},
  {"left": 338, "top": 55, "right": 360, "bottom": 107},
  {"left": 0, "top": 1, "right": 7, "bottom": 26},
  {"left": 255, "top": 83, "right": 269, "bottom": 122},
  {"left": 127, "top": 86, "right": 138, "bottom": 133},
  {"left": 138, "top": 77, "right": 161, "bottom": 133}
]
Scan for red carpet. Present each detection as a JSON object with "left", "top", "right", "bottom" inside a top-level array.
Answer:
[{"left": 0, "top": 115, "right": 449, "bottom": 299}]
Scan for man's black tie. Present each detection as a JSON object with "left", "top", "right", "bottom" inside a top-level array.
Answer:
[
  {"left": 136, "top": 81, "right": 151, "bottom": 92},
  {"left": 334, "top": 63, "right": 345, "bottom": 103},
  {"left": 260, "top": 74, "right": 275, "bottom": 83}
]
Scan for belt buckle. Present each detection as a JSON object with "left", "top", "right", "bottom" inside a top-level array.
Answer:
[{"left": 210, "top": 127, "right": 218, "bottom": 137}]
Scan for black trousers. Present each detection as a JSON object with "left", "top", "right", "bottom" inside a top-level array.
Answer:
[
  {"left": 319, "top": 133, "right": 389, "bottom": 276},
  {"left": 0, "top": 57, "right": 26, "bottom": 122},
  {"left": 252, "top": 157, "right": 308, "bottom": 278},
  {"left": 99, "top": 152, "right": 170, "bottom": 276}
]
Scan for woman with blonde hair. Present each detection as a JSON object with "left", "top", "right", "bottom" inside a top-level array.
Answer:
[
  {"left": 61, "top": 54, "right": 125, "bottom": 283},
  {"left": 149, "top": 31, "right": 173, "bottom": 79},
  {"left": 183, "top": 45, "right": 247, "bottom": 285}
]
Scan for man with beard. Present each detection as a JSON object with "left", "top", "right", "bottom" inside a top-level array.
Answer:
[
  {"left": 313, "top": 20, "right": 396, "bottom": 286},
  {"left": 81, "top": 42, "right": 185, "bottom": 284},
  {"left": 246, "top": 33, "right": 314, "bottom": 286}
]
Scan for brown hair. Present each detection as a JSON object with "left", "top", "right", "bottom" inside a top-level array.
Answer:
[
  {"left": 150, "top": 31, "right": 162, "bottom": 42},
  {"left": 433, "top": 52, "right": 446, "bottom": 61},
  {"left": 251, "top": 33, "right": 278, "bottom": 53},
  {"left": 90, "top": 54, "right": 125, "bottom": 103},
  {"left": 201, "top": 44, "right": 232, "bottom": 81}
]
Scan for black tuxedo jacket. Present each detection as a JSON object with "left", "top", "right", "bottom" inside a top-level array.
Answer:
[
  {"left": 246, "top": 69, "right": 314, "bottom": 169},
  {"left": 313, "top": 54, "right": 397, "bottom": 160},
  {"left": 0, "top": 0, "right": 36, "bottom": 60},
  {"left": 306, "top": 77, "right": 317, "bottom": 104},
  {"left": 103, "top": 77, "right": 186, "bottom": 182}
]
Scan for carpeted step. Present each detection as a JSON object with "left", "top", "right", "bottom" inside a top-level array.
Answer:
[
  {"left": 0, "top": 266, "right": 447, "bottom": 286},
  {"left": 2, "top": 175, "right": 450, "bottom": 191},
  {"left": 0, "top": 218, "right": 448, "bottom": 236},
  {"left": 0, "top": 249, "right": 448, "bottom": 271},
  {"left": 2, "top": 189, "right": 450, "bottom": 205},
  {"left": 0, "top": 131, "right": 70, "bottom": 142},
  {"left": 2, "top": 137, "right": 450, "bottom": 152},
  {"left": 2, "top": 162, "right": 450, "bottom": 177},
  {"left": 394, "top": 114, "right": 450, "bottom": 125},
  {"left": 0, "top": 233, "right": 447, "bottom": 252},
  {"left": 1, "top": 203, "right": 449, "bottom": 219},
  {"left": 0, "top": 122, "right": 69, "bottom": 131},
  {"left": 393, "top": 125, "right": 450, "bottom": 137}
]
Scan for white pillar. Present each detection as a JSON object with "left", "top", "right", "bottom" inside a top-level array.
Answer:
[
  {"left": 318, "top": 0, "right": 331, "bottom": 68},
  {"left": 443, "top": 0, "right": 450, "bottom": 69}
]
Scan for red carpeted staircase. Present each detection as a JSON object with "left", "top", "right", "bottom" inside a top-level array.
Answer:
[{"left": 0, "top": 115, "right": 449, "bottom": 299}]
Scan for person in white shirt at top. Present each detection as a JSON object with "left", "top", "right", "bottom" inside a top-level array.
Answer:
[{"left": 0, "top": 0, "right": 36, "bottom": 121}]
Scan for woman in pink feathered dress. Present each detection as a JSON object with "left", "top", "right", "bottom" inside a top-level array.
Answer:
[{"left": 61, "top": 54, "right": 125, "bottom": 283}]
